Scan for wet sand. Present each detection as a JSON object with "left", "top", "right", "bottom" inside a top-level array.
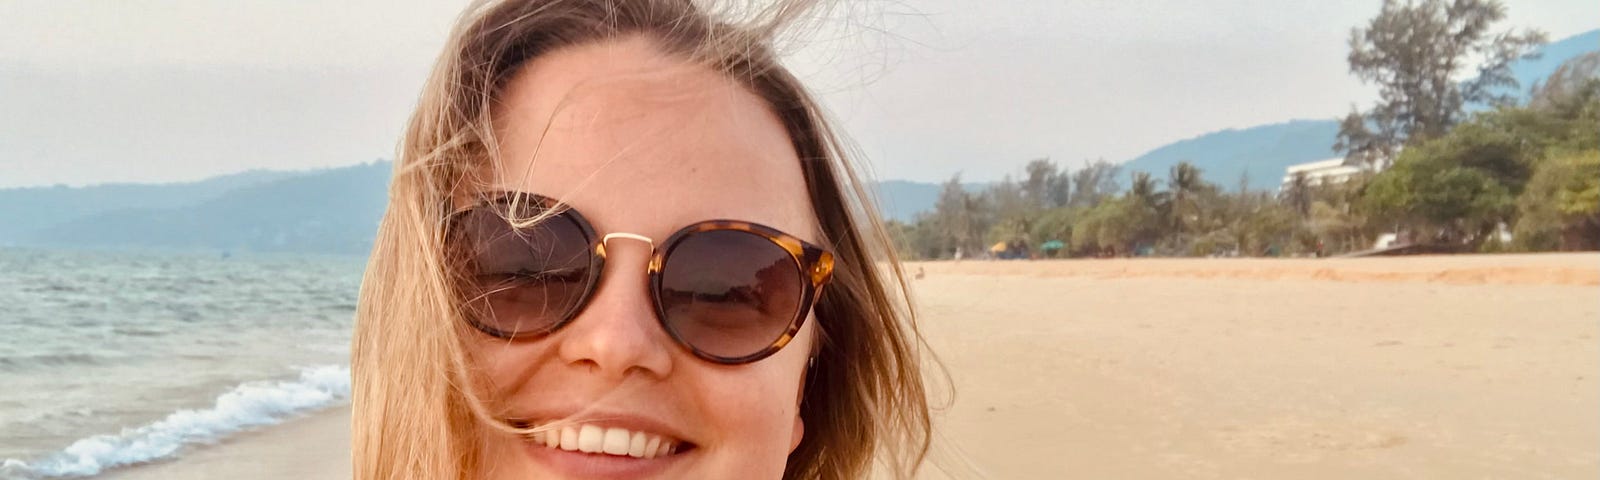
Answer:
[
  {"left": 104, "top": 254, "right": 1600, "bottom": 479},
  {"left": 99, "top": 407, "right": 349, "bottom": 480}
]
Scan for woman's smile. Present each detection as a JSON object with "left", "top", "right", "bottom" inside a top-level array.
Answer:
[{"left": 515, "top": 416, "right": 699, "bottom": 479}]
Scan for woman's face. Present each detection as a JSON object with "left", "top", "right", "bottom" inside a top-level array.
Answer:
[{"left": 471, "top": 36, "right": 818, "bottom": 480}]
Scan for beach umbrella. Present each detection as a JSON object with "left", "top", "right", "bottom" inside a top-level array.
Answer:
[
  {"left": 989, "top": 241, "right": 1007, "bottom": 253},
  {"left": 1040, "top": 240, "right": 1065, "bottom": 251}
]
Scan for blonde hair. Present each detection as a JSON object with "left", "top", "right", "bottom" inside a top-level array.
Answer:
[{"left": 351, "top": 1, "right": 938, "bottom": 478}]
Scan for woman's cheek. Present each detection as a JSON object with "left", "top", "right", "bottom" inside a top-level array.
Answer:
[{"left": 684, "top": 362, "right": 805, "bottom": 476}]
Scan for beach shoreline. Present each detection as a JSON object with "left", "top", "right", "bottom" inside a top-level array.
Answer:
[
  {"left": 89, "top": 254, "right": 1599, "bottom": 479},
  {"left": 96, "top": 407, "right": 349, "bottom": 480}
]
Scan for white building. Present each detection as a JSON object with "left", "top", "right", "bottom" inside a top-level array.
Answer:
[{"left": 1280, "top": 158, "right": 1363, "bottom": 191}]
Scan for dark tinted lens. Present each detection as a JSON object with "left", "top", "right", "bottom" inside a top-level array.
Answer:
[
  {"left": 454, "top": 205, "right": 594, "bottom": 338},
  {"left": 659, "top": 230, "right": 803, "bottom": 360}
]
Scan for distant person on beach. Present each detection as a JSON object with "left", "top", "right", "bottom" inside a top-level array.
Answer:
[{"left": 348, "top": 1, "right": 935, "bottom": 479}]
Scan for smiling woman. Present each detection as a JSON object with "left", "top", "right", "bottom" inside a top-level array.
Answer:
[{"left": 350, "top": 1, "right": 937, "bottom": 479}]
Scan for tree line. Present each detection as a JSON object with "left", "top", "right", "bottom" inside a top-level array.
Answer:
[{"left": 886, "top": 0, "right": 1598, "bottom": 260}]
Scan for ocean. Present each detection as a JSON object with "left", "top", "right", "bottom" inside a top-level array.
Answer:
[{"left": 0, "top": 248, "right": 362, "bottom": 479}]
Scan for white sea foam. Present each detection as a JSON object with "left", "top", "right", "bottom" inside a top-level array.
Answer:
[{"left": 0, "top": 364, "right": 349, "bottom": 479}]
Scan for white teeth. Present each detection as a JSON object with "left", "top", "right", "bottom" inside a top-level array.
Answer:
[
  {"left": 578, "top": 425, "right": 604, "bottom": 453},
  {"left": 532, "top": 423, "right": 681, "bottom": 458},
  {"left": 644, "top": 435, "right": 662, "bottom": 459},
  {"left": 628, "top": 431, "right": 648, "bottom": 457},
  {"left": 602, "top": 428, "right": 631, "bottom": 455},
  {"left": 559, "top": 426, "right": 579, "bottom": 451}
]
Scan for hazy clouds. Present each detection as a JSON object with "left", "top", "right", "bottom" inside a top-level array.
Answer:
[{"left": 2, "top": 0, "right": 1595, "bottom": 188}]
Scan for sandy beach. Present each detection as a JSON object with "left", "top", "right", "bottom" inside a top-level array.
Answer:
[
  {"left": 97, "top": 409, "right": 350, "bottom": 480},
  {"left": 101, "top": 253, "right": 1598, "bottom": 479}
]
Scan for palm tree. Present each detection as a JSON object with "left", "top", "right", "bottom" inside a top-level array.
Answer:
[
  {"left": 1129, "top": 171, "right": 1159, "bottom": 205},
  {"left": 1125, "top": 171, "right": 1170, "bottom": 254},
  {"left": 1168, "top": 162, "right": 1205, "bottom": 236}
]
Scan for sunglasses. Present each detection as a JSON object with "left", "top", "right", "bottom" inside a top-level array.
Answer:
[{"left": 444, "top": 192, "right": 835, "bottom": 365}]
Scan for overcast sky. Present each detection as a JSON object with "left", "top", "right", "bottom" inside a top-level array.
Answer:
[{"left": 1, "top": 0, "right": 1595, "bottom": 188}]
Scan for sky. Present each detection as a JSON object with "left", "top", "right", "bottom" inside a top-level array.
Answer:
[{"left": 1, "top": 0, "right": 1596, "bottom": 188}]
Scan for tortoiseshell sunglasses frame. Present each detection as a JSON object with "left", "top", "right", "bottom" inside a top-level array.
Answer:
[{"left": 445, "top": 191, "right": 835, "bottom": 365}]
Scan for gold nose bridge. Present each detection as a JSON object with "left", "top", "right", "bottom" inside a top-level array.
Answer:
[
  {"left": 601, "top": 232, "right": 654, "bottom": 250},
  {"left": 598, "top": 232, "right": 661, "bottom": 272}
]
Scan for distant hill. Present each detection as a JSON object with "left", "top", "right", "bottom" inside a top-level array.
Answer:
[
  {"left": 0, "top": 169, "right": 302, "bottom": 243},
  {"left": 17, "top": 162, "right": 391, "bottom": 254},
  {"left": 1119, "top": 28, "right": 1600, "bottom": 189},
  {"left": 869, "top": 179, "right": 999, "bottom": 222},
  {"left": 870, "top": 180, "right": 941, "bottom": 223},
  {"left": 1500, "top": 29, "right": 1600, "bottom": 101},
  {"left": 1119, "top": 119, "right": 1341, "bottom": 191},
  {"left": 0, "top": 161, "right": 952, "bottom": 253}
]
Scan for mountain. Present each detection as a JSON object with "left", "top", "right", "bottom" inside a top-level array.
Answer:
[
  {"left": 1502, "top": 29, "right": 1600, "bottom": 101},
  {"left": 1, "top": 161, "right": 948, "bottom": 253},
  {"left": 1119, "top": 28, "right": 1600, "bottom": 189},
  {"left": 869, "top": 180, "right": 1000, "bottom": 222},
  {"left": 1119, "top": 119, "right": 1341, "bottom": 191},
  {"left": 0, "top": 169, "right": 302, "bottom": 244},
  {"left": 18, "top": 162, "right": 391, "bottom": 254},
  {"left": 872, "top": 180, "right": 943, "bottom": 223}
]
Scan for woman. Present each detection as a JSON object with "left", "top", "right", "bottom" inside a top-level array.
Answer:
[{"left": 351, "top": 0, "right": 935, "bottom": 478}]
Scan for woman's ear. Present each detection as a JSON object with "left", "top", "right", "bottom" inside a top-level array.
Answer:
[
  {"left": 791, "top": 356, "right": 814, "bottom": 452},
  {"left": 790, "top": 412, "right": 805, "bottom": 452}
]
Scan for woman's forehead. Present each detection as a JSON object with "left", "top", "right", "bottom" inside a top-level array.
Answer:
[{"left": 483, "top": 36, "right": 819, "bottom": 242}]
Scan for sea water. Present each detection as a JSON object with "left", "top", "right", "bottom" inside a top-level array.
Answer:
[{"left": 0, "top": 248, "right": 361, "bottom": 478}]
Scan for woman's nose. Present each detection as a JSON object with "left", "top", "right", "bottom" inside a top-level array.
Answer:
[{"left": 553, "top": 235, "right": 674, "bottom": 380}]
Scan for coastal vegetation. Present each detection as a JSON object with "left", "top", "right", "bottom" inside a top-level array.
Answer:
[{"left": 887, "top": 0, "right": 1599, "bottom": 259}]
